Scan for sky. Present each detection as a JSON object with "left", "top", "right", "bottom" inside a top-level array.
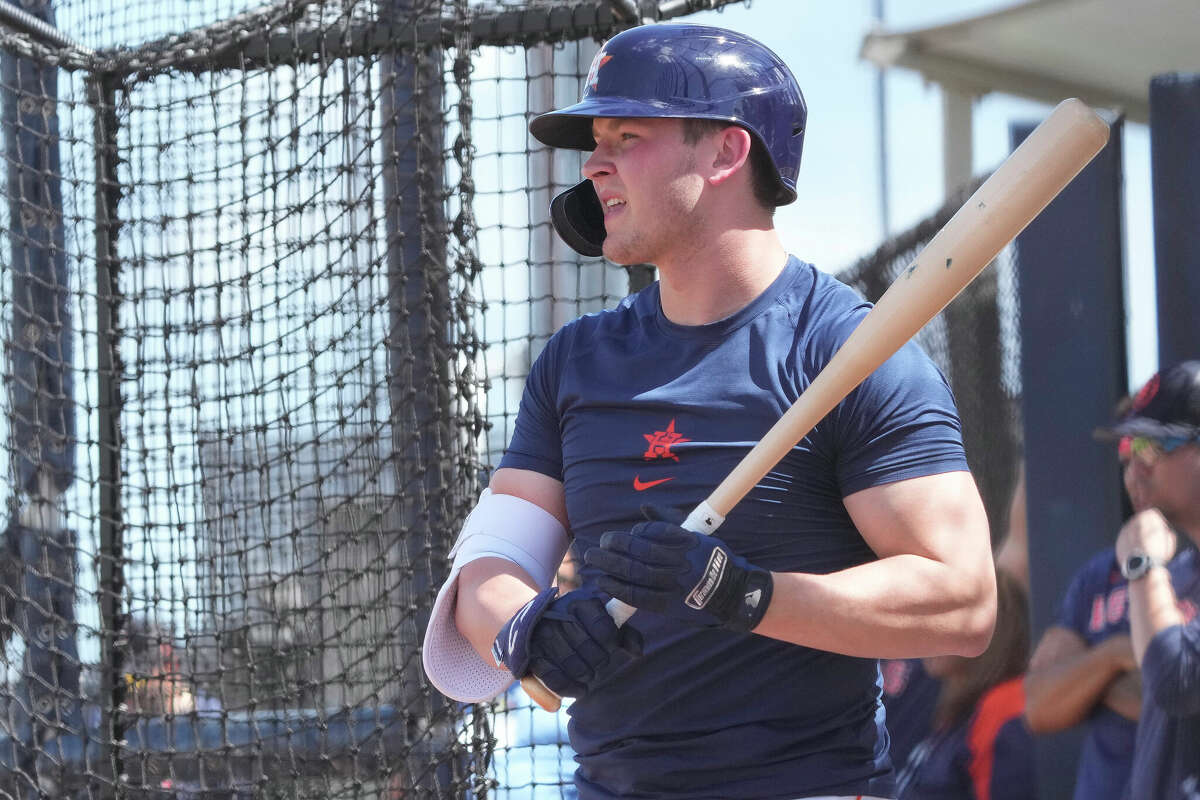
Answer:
[{"left": 687, "top": 0, "right": 1158, "bottom": 388}]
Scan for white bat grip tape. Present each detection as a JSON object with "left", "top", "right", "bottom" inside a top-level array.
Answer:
[
  {"left": 606, "top": 597, "right": 637, "bottom": 627},
  {"left": 604, "top": 500, "right": 726, "bottom": 627},
  {"left": 682, "top": 500, "right": 725, "bottom": 536}
]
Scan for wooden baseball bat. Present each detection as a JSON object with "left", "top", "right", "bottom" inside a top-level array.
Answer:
[{"left": 523, "top": 97, "right": 1110, "bottom": 712}]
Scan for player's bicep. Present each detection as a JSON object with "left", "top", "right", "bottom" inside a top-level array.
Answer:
[
  {"left": 843, "top": 470, "right": 991, "bottom": 573},
  {"left": 489, "top": 467, "right": 569, "bottom": 528}
]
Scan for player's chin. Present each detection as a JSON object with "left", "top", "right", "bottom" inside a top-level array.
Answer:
[{"left": 601, "top": 234, "right": 648, "bottom": 266}]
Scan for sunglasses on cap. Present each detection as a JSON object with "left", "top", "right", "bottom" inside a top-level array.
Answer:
[{"left": 1125, "top": 434, "right": 1199, "bottom": 465}]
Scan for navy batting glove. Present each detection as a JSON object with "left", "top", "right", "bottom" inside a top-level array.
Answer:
[
  {"left": 493, "top": 586, "right": 642, "bottom": 698},
  {"left": 585, "top": 510, "right": 773, "bottom": 633}
]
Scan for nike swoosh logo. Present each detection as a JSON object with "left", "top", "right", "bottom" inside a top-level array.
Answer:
[{"left": 633, "top": 475, "right": 674, "bottom": 491}]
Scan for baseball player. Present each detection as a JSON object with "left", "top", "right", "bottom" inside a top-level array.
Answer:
[
  {"left": 1099, "top": 361, "right": 1200, "bottom": 800},
  {"left": 424, "top": 23, "right": 996, "bottom": 800}
]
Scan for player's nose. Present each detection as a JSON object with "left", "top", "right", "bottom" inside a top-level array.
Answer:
[{"left": 582, "top": 147, "right": 613, "bottom": 181}]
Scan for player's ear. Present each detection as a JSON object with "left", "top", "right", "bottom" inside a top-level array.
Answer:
[{"left": 707, "top": 126, "right": 753, "bottom": 188}]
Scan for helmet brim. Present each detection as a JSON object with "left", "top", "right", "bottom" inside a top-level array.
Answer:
[
  {"left": 530, "top": 96, "right": 799, "bottom": 206},
  {"left": 530, "top": 96, "right": 728, "bottom": 150}
]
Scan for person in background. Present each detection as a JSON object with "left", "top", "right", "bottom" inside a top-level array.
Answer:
[
  {"left": 897, "top": 568, "right": 1038, "bottom": 800},
  {"left": 994, "top": 464, "right": 1030, "bottom": 594},
  {"left": 125, "top": 617, "right": 195, "bottom": 717},
  {"left": 1098, "top": 361, "right": 1200, "bottom": 800},
  {"left": 887, "top": 461, "right": 1031, "bottom": 774},
  {"left": 1022, "top": 443, "right": 1144, "bottom": 800}
]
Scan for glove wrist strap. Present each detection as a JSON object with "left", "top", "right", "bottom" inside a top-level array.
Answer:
[{"left": 713, "top": 567, "right": 773, "bottom": 633}]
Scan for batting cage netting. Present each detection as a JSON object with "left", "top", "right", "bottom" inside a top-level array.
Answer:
[
  {"left": 0, "top": 1, "right": 1022, "bottom": 797},
  {"left": 841, "top": 174, "right": 1024, "bottom": 550}
]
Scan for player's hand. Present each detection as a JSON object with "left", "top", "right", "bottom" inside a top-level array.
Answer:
[
  {"left": 585, "top": 509, "right": 773, "bottom": 632},
  {"left": 492, "top": 587, "right": 642, "bottom": 698}
]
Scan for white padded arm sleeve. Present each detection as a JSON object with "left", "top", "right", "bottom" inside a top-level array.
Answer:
[{"left": 422, "top": 488, "right": 569, "bottom": 702}]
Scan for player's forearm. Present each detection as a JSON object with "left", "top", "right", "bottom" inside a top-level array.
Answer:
[
  {"left": 754, "top": 553, "right": 995, "bottom": 658},
  {"left": 1127, "top": 566, "right": 1185, "bottom": 665},
  {"left": 455, "top": 557, "right": 540, "bottom": 664},
  {"left": 1024, "top": 640, "right": 1132, "bottom": 732}
]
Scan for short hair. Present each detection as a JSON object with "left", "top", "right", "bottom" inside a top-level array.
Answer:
[{"left": 680, "top": 118, "right": 780, "bottom": 212}]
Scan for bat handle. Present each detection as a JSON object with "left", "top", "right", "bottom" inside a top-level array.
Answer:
[
  {"left": 523, "top": 500, "right": 727, "bottom": 713},
  {"left": 521, "top": 675, "right": 563, "bottom": 712}
]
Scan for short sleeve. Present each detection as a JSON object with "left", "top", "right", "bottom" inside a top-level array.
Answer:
[
  {"left": 1053, "top": 550, "right": 1121, "bottom": 638},
  {"left": 1058, "top": 554, "right": 1104, "bottom": 635},
  {"left": 499, "top": 335, "right": 566, "bottom": 480},
  {"left": 818, "top": 314, "right": 968, "bottom": 496}
]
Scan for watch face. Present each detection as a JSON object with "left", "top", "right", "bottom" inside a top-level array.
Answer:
[{"left": 1123, "top": 552, "right": 1153, "bottom": 580}]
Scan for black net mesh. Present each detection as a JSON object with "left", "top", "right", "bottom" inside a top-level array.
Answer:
[
  {"left": 0, "top": 1, "right": 742, "bottom": 797},
  {"left": 841, "top": 175, "right": 1025, "bottom": 543},
  {"left": 0, "top": 1, "right": 1021, "bottom": 797}
]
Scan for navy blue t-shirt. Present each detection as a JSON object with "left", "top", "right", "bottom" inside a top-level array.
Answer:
[
  {"left": 500, "top": 256, "right": 969, "bottom": 800},
  {"left": 1128, "top": 548, "right": 1200, "bottom": 800}
]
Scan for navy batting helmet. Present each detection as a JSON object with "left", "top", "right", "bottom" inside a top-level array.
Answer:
[{"left": 530, "top": 23, "right": 807, "bottom": 256}]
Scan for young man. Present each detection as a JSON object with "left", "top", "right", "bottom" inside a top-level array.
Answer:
[
  {"left": 1099, "top": 361, "right": 1200, "bottom": 800},
  {"left": 424, "top": 23, "right": 996, "bottom": 800}
]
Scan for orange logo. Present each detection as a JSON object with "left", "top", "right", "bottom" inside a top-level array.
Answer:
[
  {"left": 586, "top": 51, "right": 613, "bottom": 90},
  {"left": 643, "top": 419, "right": 690, "bottom": 461},
  {"left": 1132, "top": 373, "right": 1160, "bottom": 412},
  {"left": 633, "top": 476, "right": 674, "bottom": 491}
]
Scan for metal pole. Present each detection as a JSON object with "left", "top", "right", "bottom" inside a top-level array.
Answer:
[
  {"left": 380, "top": 0, "right": 460, "bottom": 794},
  {"left": 873, "top": 0, "right": 890, "bottom": 236},
  {"left": 2, "top": 0, "right": 85, "bottom": 794},
  {"left": 88, "top": 70, "right": 127, "bottom": 800}
]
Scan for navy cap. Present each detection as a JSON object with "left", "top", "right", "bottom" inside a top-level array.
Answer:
[{"left": 1096, "top": 360, "right": 1200, "bottom": 440}]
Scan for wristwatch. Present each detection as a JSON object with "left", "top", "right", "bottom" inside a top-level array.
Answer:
[{"left": 1120, "top": 550, "right": 1162, "bottom": 582}]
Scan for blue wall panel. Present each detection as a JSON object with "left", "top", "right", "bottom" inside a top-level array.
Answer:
[
  {"left": 1150, "top": 74, "right": 1200, "bottom": 367},
  {"left": 1013, "top": 115, "right": 1127, "bottom": 800}
]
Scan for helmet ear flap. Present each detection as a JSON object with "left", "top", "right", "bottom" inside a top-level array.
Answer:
[{"left": 550, "top": 180, "right": 606, "bottom": 257}]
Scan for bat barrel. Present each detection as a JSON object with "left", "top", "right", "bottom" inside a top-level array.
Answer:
[{"left": 707, "top": 98, "right": 1109, "bottom": 518}]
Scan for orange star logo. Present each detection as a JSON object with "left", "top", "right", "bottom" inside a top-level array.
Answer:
[{"left": 643, "top": 419, "right": 690, "bottom": 462}]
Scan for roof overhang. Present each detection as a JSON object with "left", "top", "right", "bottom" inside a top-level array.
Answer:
[{"left": 861, "top": 0, "right": 1200, "bottom": 123}]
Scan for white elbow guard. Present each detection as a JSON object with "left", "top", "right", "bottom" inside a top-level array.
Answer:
[{"left": 422, "top": 488, "right": 569, "bottom": 702}]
